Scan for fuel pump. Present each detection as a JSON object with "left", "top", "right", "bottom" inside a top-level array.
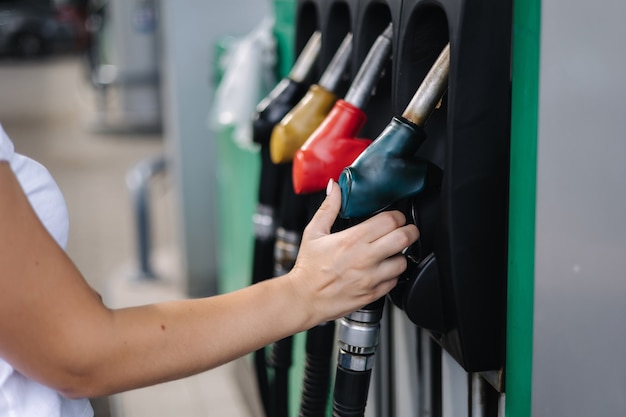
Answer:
[
  {"left": 331, "top": 43, "right": 450, "bottom": 417},
  {"left": 292, "top": 23, "right": 394, "bottom": 195},
  {"left": 249, "top": 30, "right": 321, "bottom": 417},
  {"left": 270, "top": 32, "right": 353, "bottom": 164}
]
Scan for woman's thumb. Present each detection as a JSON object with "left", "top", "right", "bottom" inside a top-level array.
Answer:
[{"left": 306, "top": 179, "right": 341, "bottom": 236}]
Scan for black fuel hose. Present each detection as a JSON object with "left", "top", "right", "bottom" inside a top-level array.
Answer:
[{"left": 299, "top": 320, "right": 336, "bottom": 417}]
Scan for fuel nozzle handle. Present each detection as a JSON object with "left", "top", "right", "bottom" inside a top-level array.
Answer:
[
  {"left": 402, "top": 42, "right": 450, "bottom": 127},
  {"left": 343, "top": 23, "right": 393, "bottom": 110},
  {"left": 338, "top": 43, "right": 450, "bottom": 219}
]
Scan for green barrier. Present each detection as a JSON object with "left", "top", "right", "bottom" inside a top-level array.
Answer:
[
  {"left": 214, "top": 124, "right": 259, "bottom": 294},
  {"left": 212, "top": 37, "right": 260, "bottom": 294}
]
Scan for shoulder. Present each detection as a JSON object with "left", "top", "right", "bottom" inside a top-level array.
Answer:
[{"left": 0, "top": 123, "right": 69, "bottom": 249}]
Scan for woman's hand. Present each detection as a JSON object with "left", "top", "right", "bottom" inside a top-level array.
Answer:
[{"left": 287, "top": 180, "right": 419, "bottom": 327}]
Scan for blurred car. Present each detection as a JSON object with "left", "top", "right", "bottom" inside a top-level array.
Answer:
[{"left": 0, "top": 0, "right": 77, "bottom": 57}]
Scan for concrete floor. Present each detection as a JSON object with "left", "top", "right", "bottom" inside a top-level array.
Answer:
[{"left": 0, "top": 54, "right": 260, "bottom": 417}]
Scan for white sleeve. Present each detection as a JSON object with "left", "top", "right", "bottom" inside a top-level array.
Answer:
[
  {"left": 0, "top": 125, "right": 70, "bottom": 250},
  {"left": 0, "top": 123, "right": 15, "bottom": 162}
]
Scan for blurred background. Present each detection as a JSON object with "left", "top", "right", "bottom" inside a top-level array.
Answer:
[{"left": 0, "top": 0, "right": 280, "bottom": 416}]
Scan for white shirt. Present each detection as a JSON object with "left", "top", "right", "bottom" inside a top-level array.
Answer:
[{"left": 0, "top": 125, "right": 93, "bottom": 416}]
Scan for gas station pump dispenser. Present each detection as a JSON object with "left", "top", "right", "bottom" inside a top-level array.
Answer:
[
  {"left": 227, "top": 0, "right": 626, "bottom": 415},
  {"left": 265, "top": 0, "right": 512, "bottom": 415}
]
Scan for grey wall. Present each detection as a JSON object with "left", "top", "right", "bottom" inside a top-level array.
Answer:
[
  {"left": 532, "top": 0, "right": 626, "bottom": 414},
  {"left": 160, "top": 1, "right": 271, "bottom": 296}
]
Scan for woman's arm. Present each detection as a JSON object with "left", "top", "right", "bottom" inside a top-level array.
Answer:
[{"left": 0, "top": 162, "right": 418, "bottom": 399}]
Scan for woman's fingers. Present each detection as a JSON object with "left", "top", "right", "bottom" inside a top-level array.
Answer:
[
  {"left": 339, "top": 219, "right": 419, "bottom": 267},
  {"left": 341, "top": 210, "right": 412, "bottom": 244},
  {"left": 374, "top": 253, "right": 409, "bottom": 282},
  {"left": 369, "top": 222, "right": 420, "bottom": 260}
]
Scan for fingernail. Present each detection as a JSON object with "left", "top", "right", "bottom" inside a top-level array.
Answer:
[{"left": 326, "top": 179, "right": 333, "bottom": 196}]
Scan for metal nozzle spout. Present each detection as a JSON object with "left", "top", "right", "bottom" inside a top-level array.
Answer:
[
  {"left": 317, "top": 32, "right": 353, "bottom": 93},
  {"left": 402, "top": 43, "right": 450, "bottom": 126},
  {"left": 343, "top": 23, "right": 393, "bottom": 109},
  {"left": 289, "top": 31, "right": 322, "bottom": 83}
]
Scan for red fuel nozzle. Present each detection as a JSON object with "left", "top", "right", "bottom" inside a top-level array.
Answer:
[
  {"left": 292, "top": 99, "right": 371, "bottom": 194},
  {"left": 291, "top": 24, "right": 393, "bottom": 194},
  {"left": 338, "top": 43, "right": 450, "bottom": 219},
  {"left": 270, "top": 32, "right": 353, "bottom": 164}
]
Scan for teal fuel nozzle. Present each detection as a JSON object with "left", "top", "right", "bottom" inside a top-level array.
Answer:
[{"left": 339, "top": 43, "right": 450, "bottom": 219}]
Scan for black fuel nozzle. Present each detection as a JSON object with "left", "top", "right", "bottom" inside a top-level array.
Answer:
[
  {"left": 252, "top": 30, "right": 322, "bottom": 148},
  {"left": 338, "top": 43, "right": 450, "bottom": 219}
]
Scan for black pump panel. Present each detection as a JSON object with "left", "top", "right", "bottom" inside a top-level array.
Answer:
[
  {"left": 295, "top": 1, "right": 320, "bottom": 52},
  {"left": 393, "top": 0, "right": 512, "bottom": 373},
  {"left": 318, "top": 0, "right": 356, "bottom": 96},
  {"left": 295, "top": 0, "right": 322, "bottom": 84}
]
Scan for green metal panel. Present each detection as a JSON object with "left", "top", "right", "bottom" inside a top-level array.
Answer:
[
  {"left": 211, "top": 37, "right": 260, "bottom": 295},
  {"left": 213, "top": 124, "right": 259, "bottom": 294},
  {"left": 505, "top": 0, "right": 540, "bottom": 416},
  {"left": 273, "top": 0, "right": 298, "bottom": 78}
]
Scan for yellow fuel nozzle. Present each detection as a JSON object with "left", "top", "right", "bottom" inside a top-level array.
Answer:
[
  {"left": 270, "top": 84, "right": 339, "bottom": 163},
  {"left": 269, "top": 33, "right": 353, "bottom": 164}
]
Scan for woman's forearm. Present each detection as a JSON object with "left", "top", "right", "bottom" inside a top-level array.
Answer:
[
  {"left": 57, "top": 276, "right": 309, "bottom": 399},
  {"left": 0, "top": 163, "right": 308, "bottom": 399}
]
